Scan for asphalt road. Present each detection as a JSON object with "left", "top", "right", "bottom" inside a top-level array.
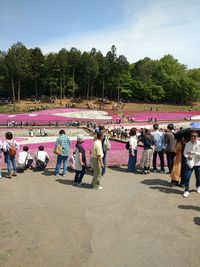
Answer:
[{"left": 0, "top": 167, "right": 199, "bottom": 267}]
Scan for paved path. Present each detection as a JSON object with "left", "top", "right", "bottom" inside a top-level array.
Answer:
[{"left": 0, "top": 168, "right": 199, "bottom": 267}]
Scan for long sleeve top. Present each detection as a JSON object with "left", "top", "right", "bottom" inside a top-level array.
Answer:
[{"left": 184, "top": 140, "right": 200, "bottom": 166}]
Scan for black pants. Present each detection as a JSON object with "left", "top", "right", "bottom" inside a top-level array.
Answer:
[
  {"left": 166, "top": 152, "right": 176, "bottom": 173},
  {"left": 153, "top": 151, "right": 164, "bottom": 171}
]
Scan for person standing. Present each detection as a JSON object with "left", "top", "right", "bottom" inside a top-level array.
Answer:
[
  {"left": 152, "top": 124, "right": 165, "bottom": 173},
  {"left": 128, "top": 128, "right": 138, "bottom": 172},
  {"left": 91, "top": 132, "right": 104, "bottom": 190},
  {"left": 55, "top": 129, "right": 71, "bottom": 176},
  {"left": 141, "top": 128, "right": 154, "bottom": 174},
  {"left": 73, "top": 134, "right": 86, "bottom": 186},
  {"left": 3, "top": 132, "right": 19, "bottom": 178},
  {"left": 164, "top": 124, "right": 176, "bottom": 173},
  {"left": 182, "top": 131, "right": 200, "bottom": 198}
]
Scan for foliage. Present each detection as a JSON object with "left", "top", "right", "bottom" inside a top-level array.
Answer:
[{"left": 0, "top": 43, "right": 200, "bottom": 105}]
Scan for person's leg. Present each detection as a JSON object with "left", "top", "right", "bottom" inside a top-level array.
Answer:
[
  {"left": 7, "top": 156, "right": 11, "bottom": 177},
  {"left": 92, "top": 158, "right": 102, "bottom": 189},
  {"left": 26, "top": 159, "right": 33, "bottom": 169},
  {"left": 158, "top": 150, "right": 165, "bottom": 172},
  {"left": 11, "top": 157, "right": 17, "bottom": 175},
  {"left": 102, "top": 152, "right": 107, "bottom": 176},
  {"left": 55, "top": 155, "right": 62, "bottom": 175},
  {"left": 78, "top": 167, "right": 86, "bottom": 184},
  {"left": 180, "top": 156, "right": 186, "bottom": 186},
  {"left": 184, "top": 164, "right": 193, "bottom": 192},
  {"left": 74, "top": 170, "right": 81, "bottom": 184},
  {"left": 128, "top": 149, "right": 134, "bottom": 172},
  {"left": 194, "top": 166, "right": 200, "bottom": 188},
  {"left": 133, "top": 149, "right": 137, "bottom": 171},
  {"left": 153, "top": 151, "right": 157, "bottom": 170},
  {"left": 62, "top": 156, "right": 68, "bottom": 176}
]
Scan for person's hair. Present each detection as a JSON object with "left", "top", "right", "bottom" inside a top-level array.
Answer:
[
  {"left": 23, "top": 146, "right": 29, "bottom": 151},
  {"left": 59, "top": 129, "right": 65, "bottom": 135},
  {"left": 38, "top": 145, "right": 44, "bottom": 151},
  {"left": 129, "top": 128, "right": 137, "bottom": 136},
  {"left": 144, "top": 129, "right": 153, "bottom": 141},
  {"left": 167, "top": 124, "right": 174, "bottom": 130},
  {"left": 153, "top": 124, "right": 159, "bottom": 130},
  {"left": 99, "top": 125, "right": 105, "bottom": 131},
  {"left": 5, "top": 132, "right": 13, "bottom": 140},
  {"left": 96, "top": 132, "right": 104, "bottom": 140}
]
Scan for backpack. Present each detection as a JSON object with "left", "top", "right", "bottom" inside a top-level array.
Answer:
[
  {"left": 125, "top": 141, "right": 130, "bottom": 150},
  {"left": 8, "top": 141, "right": 17, "bottom": 157},
  {"left": 103, "top": 137, "right": 111, "bottom": 151}
]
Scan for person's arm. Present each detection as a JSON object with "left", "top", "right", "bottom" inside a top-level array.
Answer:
[
  {"left": 183, "top": 143, "right": 190, "bottom": 159},
  {"left": 97, "top": 155, "right": 103, "bottom": 168}
]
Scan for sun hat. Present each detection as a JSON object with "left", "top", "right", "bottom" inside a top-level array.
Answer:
[{"left": 77, "top": 134, "right": 84, "bottom": 141}]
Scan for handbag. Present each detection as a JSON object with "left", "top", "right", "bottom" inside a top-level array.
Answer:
[
  {"left": 187, "top": 158, "right": 194, "bottom": 169},
  {"left": 54, "top": 143, "right": 62, "bottom": 155}
]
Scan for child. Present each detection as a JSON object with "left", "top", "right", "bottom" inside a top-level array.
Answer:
[
  {"left": 18, "top": 146, "right": 33, "bottom": 172},
  {"left": 35, "top": 146, "right": 49, "bottom": 170},
  {"left": 3, "top": 132, "right": 19, "bottom": 178},
  {"left": 73, "top": 134, "right": 86, "bottom": 186}
]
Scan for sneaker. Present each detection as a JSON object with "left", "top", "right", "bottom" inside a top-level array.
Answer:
[
  {"left": 153, "top": 169, "right": 157, "bottom": 173},
  {"left": 6, "top": 175, "right": 12, "bottom": 179},
  {"left": 160, "top": 170, "right": 165, "bottom": 174},
  {"left": 183, "top": 191, "right": 190, "bottom": 198},
  {"left": 94, "top": 186, "right": 103, "bottom": 190},
  {"left": 76, "top": 183, "right": 82, "bottom": 187},
  {"left": 55, "top": 174, "right": 59, "bottom": 177},
  {"left": 12, "top": 172, "right": 17, "bottom": 177},
  {"left": 196, "top": 186, "right": 200, "bottom": 193}
]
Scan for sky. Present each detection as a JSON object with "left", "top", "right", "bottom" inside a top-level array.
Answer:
[{"left": 0, "top": 0, "right": 200, "bottom": 68}]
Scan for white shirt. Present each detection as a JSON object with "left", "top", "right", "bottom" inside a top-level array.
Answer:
[
  {"left": 18, "top": 151, "right": 32, "bottom": 165},
  {"left": 184, "top": 140, "right": 200, "bottom": 166},
  {"left": 3, "top": 139, "right": 19, "bottom": 152},
  {"left": 35, "top": 151, "right": 49, "bottom": 163},
  {"left": 129, "top": 136, "right": 138, "bottom": 150}
]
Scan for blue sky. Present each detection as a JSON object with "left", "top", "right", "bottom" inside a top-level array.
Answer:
[{"left": 0, "top": 0, "right": 200, "bottom": 68}]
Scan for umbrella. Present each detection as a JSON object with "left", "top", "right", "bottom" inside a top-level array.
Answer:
[
  {"left": 189, "top": 122, "right": 200, "bottom": 128},
  {"left": 175, "top": 127, "right": 200, "bottom": 140}
]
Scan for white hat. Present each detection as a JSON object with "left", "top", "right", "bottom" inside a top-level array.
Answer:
[{"left": 77, "top": 134, "right": 84, "bottom": 141}]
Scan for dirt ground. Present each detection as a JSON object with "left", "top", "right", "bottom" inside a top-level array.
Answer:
[{"left": 0, "top": 167, "right": 199, "bottom": 267}]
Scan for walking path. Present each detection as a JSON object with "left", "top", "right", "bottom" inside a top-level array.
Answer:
[{"left": 0, "top": 168, "right": 199, "bottom": 267}]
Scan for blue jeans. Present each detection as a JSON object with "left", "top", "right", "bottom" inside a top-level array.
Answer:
[
  {"left": 184, "top": 165, "right": 200, "bottom": 191},
  {"left": 102, "top": 151, "right": 107, "bottom": 175},
  {"left": 128, "top": 149, "right": 137, "bottom": 172},
  {"left": 74, "top": 167, "right": 86, "bottom": 184},
  {"left": 55, "top": 155, "right": 68, "bottom": 176},
  {"left": 7, "top": 155, "right": 17, "bottom": 174}
]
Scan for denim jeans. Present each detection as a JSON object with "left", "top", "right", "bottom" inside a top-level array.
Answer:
[
  {"left": 153, "top": 150, "right": 164, "bottom": 171},
  {"left": 55, "top": 155, "right": 68, "bottom": 175},
  {"left": 128, "top": 149, "right": 137, "bottom": 172},
  {"left": 7, "top": 155, "right": 17, "bottom": 174},
  {"left": 74, "top": 167, "right": 86, "bottom": 184},
  {"left": 184, "top": 165, "right": 200, "bottom": 191}
]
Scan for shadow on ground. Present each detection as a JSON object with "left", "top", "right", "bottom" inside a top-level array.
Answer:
[
  {"left": 178, "top": 205, "right": 200, "bottom": 226},
  {"left": 55, "top": 179, "right": 92, "bottom": 189},
  {"left": 141, "top": 178, "right": 182, "bottom": 195}
]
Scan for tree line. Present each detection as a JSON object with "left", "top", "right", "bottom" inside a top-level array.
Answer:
[{"left": 0, "top": 42, "right": 200, "bottom": 106}]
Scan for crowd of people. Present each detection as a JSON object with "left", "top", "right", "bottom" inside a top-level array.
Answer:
[{"left": 0, "top": 123, "right": 199, "bottom": 197}]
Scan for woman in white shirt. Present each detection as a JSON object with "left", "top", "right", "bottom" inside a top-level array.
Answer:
[
  {"left": 183, "top": 131, "right": 200, "bottom": 197},
  {"left": 128, "top": 128, "right": 138, "bottom": 172}
]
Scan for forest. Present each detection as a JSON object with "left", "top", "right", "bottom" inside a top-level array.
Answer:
[{"left": 0, "top": 42, "right": 200, "bottom": 105}]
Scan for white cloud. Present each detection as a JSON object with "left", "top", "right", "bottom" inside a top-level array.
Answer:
[{"left": 39, "top": 0, "right": 200, "bottom": 68}]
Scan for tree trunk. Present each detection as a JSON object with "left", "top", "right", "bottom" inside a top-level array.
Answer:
[
  {"left": 90, "top": 80, "right": 93, "bottom": 100},
  {"left": 35, "top": 79, "right": 38, "bottom": 98},
  {"left": 63, "top": 73, "right": 65, "bottom": 98},
  {"left": 72, "top": 67, "right": 75, "bottom": 99},
  {"left": 11, "top": 77, "right": 16, "bottom": 112},
  {"left": 60, "top": 75, "right": 62, "bottom": 104},
  {"left": 17, "top": 77, "right": 21, "bottom": 102},
  {"left": 102, "top": 77, "right": 105, "bottom": 98},
  {"left": 86, "top": 79, "right": 90, "bottom": 100}
]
